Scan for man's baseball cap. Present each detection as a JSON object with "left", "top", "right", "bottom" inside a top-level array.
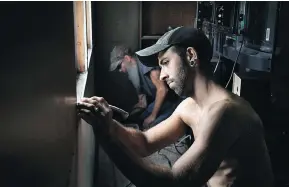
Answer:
[
  {"left": 109, "top": 45, "right": 132, "bottom": 71},
  {"left": 136, "top": 26, "right": 213, "bottom": 67}
]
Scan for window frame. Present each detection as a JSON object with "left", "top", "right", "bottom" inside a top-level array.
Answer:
[{"left": 74, "top": 1, "right": 93, "bottom": 73}]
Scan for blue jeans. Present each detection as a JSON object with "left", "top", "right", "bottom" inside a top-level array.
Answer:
[{"left": 140, "top": 98, "right": 183, "bottom": 127}]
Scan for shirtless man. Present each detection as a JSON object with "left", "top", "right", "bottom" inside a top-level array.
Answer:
[{"left": 77, "top": 26, "right": 274, "bottom": 187}]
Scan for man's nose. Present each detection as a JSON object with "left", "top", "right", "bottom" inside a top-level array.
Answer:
[{"left": 160, "top": 69, "right": 168, "bottom": 81}]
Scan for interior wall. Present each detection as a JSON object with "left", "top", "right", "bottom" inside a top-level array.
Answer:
[
  {"left": 93, "top": 1, "right": 140, "bottom": 64},
  {"left": 92, "top": 1, "right": 139, "bottom": 111},
  {"left": 269, "top": 2, "right": 289, "bottom": 185},
  {"left": 92, "top": 2, "right": 140, "bottom": 187},
  {"left": 0, "top": 2, "right": 77, "bottom": 187},
  {"left": 142, "top": 2, "right": 197, "bottom": 35}
]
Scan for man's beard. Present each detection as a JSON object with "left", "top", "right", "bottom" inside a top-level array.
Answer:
[
  {"left": 174, "top": 62, "right": 193, "bottom": 97},
  {"left": 173, "top": 62, "right": 189, "bottom": 96},
  {"left": 127, "top": 65, "right": 141, "bottom": 94}
]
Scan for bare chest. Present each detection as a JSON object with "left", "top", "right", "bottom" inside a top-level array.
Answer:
[{"left": 179, "top": 105, "right": 203, "bottom": 138}]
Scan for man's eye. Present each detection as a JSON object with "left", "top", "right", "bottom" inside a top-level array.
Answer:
[{"left": 162, "top": 61, "right": 169, "bottom": 65}]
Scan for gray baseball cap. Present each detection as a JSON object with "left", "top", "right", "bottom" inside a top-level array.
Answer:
[
  {"left": 109, "top": 45, "right": 132, "bottom": 71},
  {"left": 136, "top": 26, "right": 213, "bottom": 67}
]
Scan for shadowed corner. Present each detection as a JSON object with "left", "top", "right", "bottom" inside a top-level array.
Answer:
[{"left": 0, "top": 154, "right": 53, "bottom": 187}]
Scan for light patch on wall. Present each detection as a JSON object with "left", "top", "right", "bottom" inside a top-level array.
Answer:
[{"left": 54, "top": 96, "right": 77, "bottom": 106}]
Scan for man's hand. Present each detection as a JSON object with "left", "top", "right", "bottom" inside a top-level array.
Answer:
[
  {"left": 134, "top": 94, "right": 147, "bottom": 109},
  {"left": 76, "top": 96, "right": 113, "bottom": 135},
  {"left": 143, "top": 114, "right": 156, "bottom": 128}
]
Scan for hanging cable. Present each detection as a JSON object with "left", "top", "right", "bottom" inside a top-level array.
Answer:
[
  {"left": 213, "top": 29, "right": 222, "bottom": 76},
  {"left": 173, "top": 135, "right": 191, "bottom": 155},
  {"left": 125, "top": 182, "right": 132, "bottom": 187},
  {"left": 225, "top": 40, "right": 244, "bottom": 88},
  {"left": 174, "top": 143, "right": 184, "bottom": 155},
  {"left": 157, "top": 150, "right": 172, "bottom": 168},
  {"left": 213, "top": 51, "right": 221, "bottom": 75}
]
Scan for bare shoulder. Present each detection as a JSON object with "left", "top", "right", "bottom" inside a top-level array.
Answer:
[
  {"left": 199, "top": 98, "right": 243, "bottom": 132},
  {"left": 174, "top": 97, "right": 198, "bottom": 114},
  {"left": 206, "top": 99, "right": 234, "bottom": 119},
  {"left": 205, "top": 95, "right": 261, "bottom": 129}
]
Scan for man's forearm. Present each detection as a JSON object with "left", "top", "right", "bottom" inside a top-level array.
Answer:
[
  {"left": 110, "top": 120, "right": 150, "bottom": 157},
  {"left": 151, "top": 87, "right": 168, "bottom": 117}
]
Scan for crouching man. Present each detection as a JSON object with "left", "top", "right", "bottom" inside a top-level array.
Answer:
[{"left": 109, "top": 45, "right": 181, "bottom": 129}]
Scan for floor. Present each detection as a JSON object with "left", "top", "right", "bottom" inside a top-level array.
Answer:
[{"left": 97, "top": 134, "right": 190, "bottom": 187}]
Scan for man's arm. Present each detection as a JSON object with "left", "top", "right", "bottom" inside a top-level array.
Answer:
[
  {"left": 133, "top": 94, "right": 147, "bottom": 109},
  {"left": 143, "top": 69, "right": 168, "bottom": 125},
  {"left": 98, "top": 101, "right": 241, "bottom": 187},
  {"left": 110, "top": 110, "right": 186, "bottom": 157}
]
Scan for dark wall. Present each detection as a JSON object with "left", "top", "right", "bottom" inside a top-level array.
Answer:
[
  {"left": 142, "top": 2, "right": 197, "bottom": 35},
  {"left": 269, "top": 2, "right": 289, "bottom": 185},
  {"left": 91, "top": 2, "right": 140, "bottom": 187},
  {"left": 0, "top": 2, "right": 77, "bottom": 187},
  {"left": 93, "top": 1, "right": 140, "bottom": 64},
  {"left": 271, "top": 1, "right": 289, "bottom": 129},
  {"left": 92, "top": 1, "right": 139, "bottom": 112}
]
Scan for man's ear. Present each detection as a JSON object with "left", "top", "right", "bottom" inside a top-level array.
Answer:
[{"left": 186, "top": 47, "right": 198, "bottom": 62}]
